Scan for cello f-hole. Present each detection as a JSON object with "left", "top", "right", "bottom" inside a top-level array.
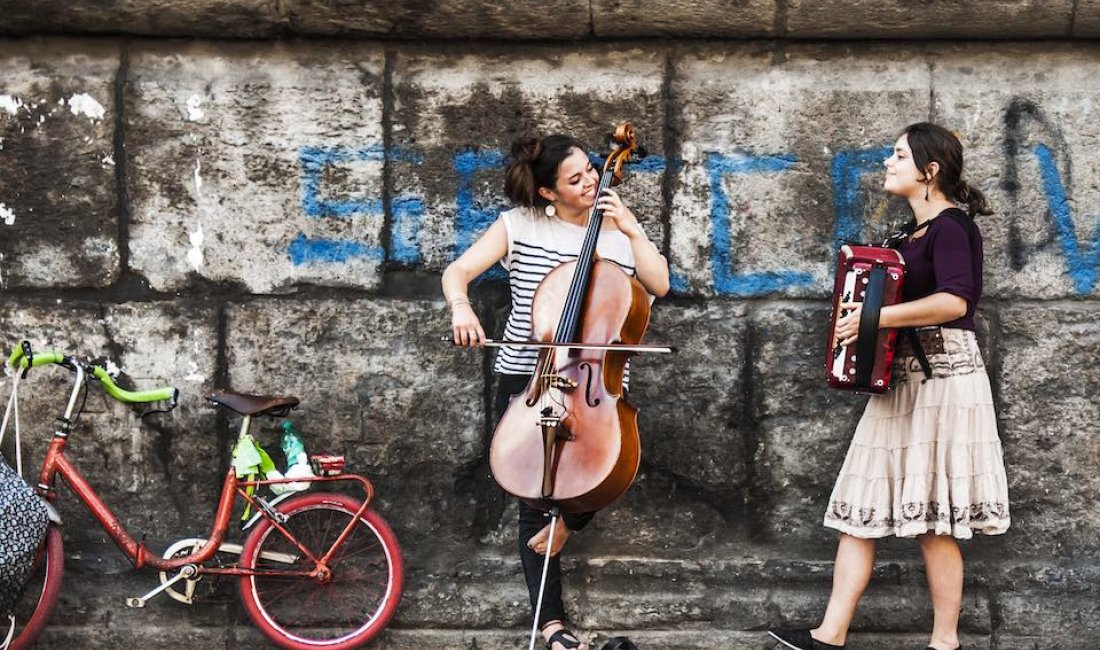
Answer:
[{"left": 580, "top": 362, "right": 601, "bottom": 407}]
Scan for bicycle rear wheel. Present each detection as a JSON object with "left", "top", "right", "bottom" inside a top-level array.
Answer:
[
  {"left": 238, "top": 492, "right": 403, "bottom": 650},
  {"left": 8, "top": 525, "right": 64, "bottom": 650}
]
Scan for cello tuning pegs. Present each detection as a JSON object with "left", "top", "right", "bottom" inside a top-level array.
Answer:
[{"left": 605, "top": 133, "right": 647, "bottom": 157}]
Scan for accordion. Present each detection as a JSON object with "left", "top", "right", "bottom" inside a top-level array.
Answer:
[{"left": 826, "top": 245, "right": 906, "bottom": 393}]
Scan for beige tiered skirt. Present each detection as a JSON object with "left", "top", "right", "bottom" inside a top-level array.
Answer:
[{"left": 824, "top": 327, "right": 1010, "bottom": 540}]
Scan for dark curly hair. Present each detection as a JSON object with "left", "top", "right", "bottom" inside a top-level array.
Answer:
[
  {"left": 902, "top": 122, "right": 993, "bottom": 217},
  {"left": 503, "top": 134, "right": 587, "bottom": 208}
]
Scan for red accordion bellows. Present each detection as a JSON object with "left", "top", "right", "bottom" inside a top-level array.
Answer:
[{"left": 826, "top": 245, "right": 906, "bottom": 393}]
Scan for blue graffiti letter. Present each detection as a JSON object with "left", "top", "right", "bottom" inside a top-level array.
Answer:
[
  {"left": 1032, "top": 144, "right": 1100, "bottom": 294},
  {"left": 831, "top": 145, "right": 893, "bottom": 245},
  {"left": 292, "top": 144, "right": 424, "bottom": 266},
  {"left": 706, "top": 152, "right": 812, "bottom": 296}
]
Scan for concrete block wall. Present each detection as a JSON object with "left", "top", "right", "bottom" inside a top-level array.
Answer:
[{"left": 1, "top": 4, "right": 1099, "bottom": 648}]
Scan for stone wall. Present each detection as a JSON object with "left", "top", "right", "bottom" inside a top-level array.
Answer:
[
  {"left": 1, "top": 11, "right": 1098, "bottom": 650},
  {"left": 2, "top": 1, "right": 1100, "bottom": 39}
]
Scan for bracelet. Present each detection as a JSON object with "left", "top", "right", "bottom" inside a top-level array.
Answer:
[{"left": 448, "top": 296, "right": 472, "bottom": 309}]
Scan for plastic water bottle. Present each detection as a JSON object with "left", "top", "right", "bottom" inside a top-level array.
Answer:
[{"left": 271, "top": 421, "right": 314, "bottom": 494}]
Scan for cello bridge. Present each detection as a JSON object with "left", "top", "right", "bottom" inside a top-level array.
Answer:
[{"left": 542, "top": 374, "right": 578, "bottom": 391}]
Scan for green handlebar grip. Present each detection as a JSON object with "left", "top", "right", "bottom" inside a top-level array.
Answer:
[
  {"left": 6, "top": 345, "right": 64, "bottom": 370},
  {"left": 6, "top": 344, "right": 175, "bottom": 405},
  {"left": 31, "top": 352, "right": 65, "bottom": 368},
  {"left": 91, "top": 366, "right": 177, "bottom": 404}
]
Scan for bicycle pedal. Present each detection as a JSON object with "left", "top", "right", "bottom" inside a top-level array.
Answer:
[
  {"left": 160, "top": 539, "right": 214, "bottom": 604},
  {"left": 127, "top": 565, "right": 198, "bottom": 608}
]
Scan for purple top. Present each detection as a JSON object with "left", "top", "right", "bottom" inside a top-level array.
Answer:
[{"left": 896, "top": 208, "right": 983, "bottom": 331}]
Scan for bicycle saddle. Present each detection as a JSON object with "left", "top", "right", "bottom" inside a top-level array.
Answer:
[{"left": 204, "top": 390, "right": 299, "bottom": 417}]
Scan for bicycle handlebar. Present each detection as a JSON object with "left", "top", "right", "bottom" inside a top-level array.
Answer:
[
  {"left": 6, "top": 342, "right": 178, "bottom": 406},
  {"left": 89, "top": 365, "right": 178, "bottom": 405},
  {"left": 7, "top": 345, "right": 63, "bottom": 369}
]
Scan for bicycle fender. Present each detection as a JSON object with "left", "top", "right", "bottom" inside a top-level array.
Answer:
[{"left": 39, "top": 497, "right": 62, "bottom": 524}]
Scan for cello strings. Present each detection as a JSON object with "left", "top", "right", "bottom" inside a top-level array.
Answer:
[
  {"left": 539, "top": 169, "right": 613, "bottom": 424},
  {"left": 529, "top": 165, "right": 616, "bottom": 486},
  {"left": 554, "top": 171, "right": 612, "bottom": 347},
  {"left": 561, "top": 171, "right": 611, "bottom": 341}
]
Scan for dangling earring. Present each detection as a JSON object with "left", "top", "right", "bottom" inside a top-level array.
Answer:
[
  {"left": 544, "top": 204, "right": 557, "bottom": 218},
  {"left": 924, "top": 182, "right": 930, "bottom": 201}
]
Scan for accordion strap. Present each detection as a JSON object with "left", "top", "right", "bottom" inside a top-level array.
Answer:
[
  {"left": 904, "top": 327, "right": 934, "bottom": 382},
  {"left": 854, "top": 266, "right": 887, "bottom": 388}
]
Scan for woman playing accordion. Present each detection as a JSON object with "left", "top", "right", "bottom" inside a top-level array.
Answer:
[{"left": 770, "top": 123, "right": 1010, "bottom": 650}]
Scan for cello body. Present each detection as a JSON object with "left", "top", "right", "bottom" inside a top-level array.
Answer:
[{"left": 489, "top": 258, "right": 649, "bottom": 513}]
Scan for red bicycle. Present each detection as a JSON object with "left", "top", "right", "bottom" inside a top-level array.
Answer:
[{"left": 5, "top": 342, "right": 403, "bottom": 649}]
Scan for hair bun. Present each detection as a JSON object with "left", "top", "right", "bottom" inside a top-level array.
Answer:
[
  {"left": 510, "top": 136, "right": 542, "bottom": 164},
  {"left": 504, "top": 133, "right": 586, "bottom": 208}
]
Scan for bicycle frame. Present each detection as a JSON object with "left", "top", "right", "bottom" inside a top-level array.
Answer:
[{"left": 33, "top": 363, "right": 376, "bottom": 578}]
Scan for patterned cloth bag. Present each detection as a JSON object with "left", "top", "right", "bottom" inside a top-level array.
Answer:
[
  {"left": 0, "top": 455, "right": 49, "bottom": 619},
  {"left": 1, "top": 364, "right": 49, "bottom": 622}
]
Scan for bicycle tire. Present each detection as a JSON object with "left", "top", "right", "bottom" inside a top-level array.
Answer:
[
  {"left": 238, "top": 492, "right": 404, "bottom": 650},
  {"left": 9, "top": 525, "right": 64, "bottom": 650}
]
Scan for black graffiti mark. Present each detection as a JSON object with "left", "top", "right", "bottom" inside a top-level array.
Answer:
[{"left": 1002, "top": 98, "right": 1068, "bottom": 271}]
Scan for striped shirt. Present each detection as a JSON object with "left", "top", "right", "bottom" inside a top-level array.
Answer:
[{"left": 492, "top": 206, "right": 640, "bottom": 377}]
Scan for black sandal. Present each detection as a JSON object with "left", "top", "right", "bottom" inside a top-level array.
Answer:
[
  {"left": 602, "top": 637, "right": 639, "bottom": 650},
  {"left": 548, "top": 629, "right": 583, "bottom": 649}
]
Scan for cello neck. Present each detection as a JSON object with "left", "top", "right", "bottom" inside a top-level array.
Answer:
[{"left": 554, "top": 168, "right": 616, "bottom": 344}]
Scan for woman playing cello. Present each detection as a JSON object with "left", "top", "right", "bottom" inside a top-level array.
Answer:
[{"left": 442, "top": 132, "right": 669, "bottom": 650}]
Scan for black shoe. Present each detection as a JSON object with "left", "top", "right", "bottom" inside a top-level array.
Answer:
[
  {"left": 547, "top": 629, "right": 583, "bottom": 649},
  {"left": 768, "top": 628, "right": 846, "bottom": 650}
]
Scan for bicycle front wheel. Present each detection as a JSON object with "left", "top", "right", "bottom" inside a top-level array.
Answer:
[
  {"left": 238, "top": 492, "right": 404, "bottom": 650},
  {"left": 9, "top": 525, "right": 64, "bottom": 650}
]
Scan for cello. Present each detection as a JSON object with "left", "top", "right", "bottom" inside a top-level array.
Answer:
[{"left": 488, "top": 122, "right": 654, "bottom": 515}]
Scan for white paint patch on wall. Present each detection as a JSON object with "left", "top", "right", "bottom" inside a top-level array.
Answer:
[
  {"left": 67, "top": 93, "right": 106, "bottom": 120},
  {"left": 103, "top": 359, "right": 122, "bottom": 379},
  {"left": 185, "top": 95, "right": 205, "bottom": 121},
  {"left": 193, "top": 157, "right": 203, "bottom": 195},
  {"left": 183, "top": 359, "right": 204, "bottom": 382},
  {"left": 0, "top": 203, "right": 14, "bottom": 225},
  {"left": 0, "top": 94, "right": 23, "bottom": 114},
  {"left": 187, "top": 222, "right": 204, "bottom": 271}
]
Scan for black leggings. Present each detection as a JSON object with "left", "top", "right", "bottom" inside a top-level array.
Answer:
[{"left": 495, "top": 374, "right": 595, "bottom": 629}]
